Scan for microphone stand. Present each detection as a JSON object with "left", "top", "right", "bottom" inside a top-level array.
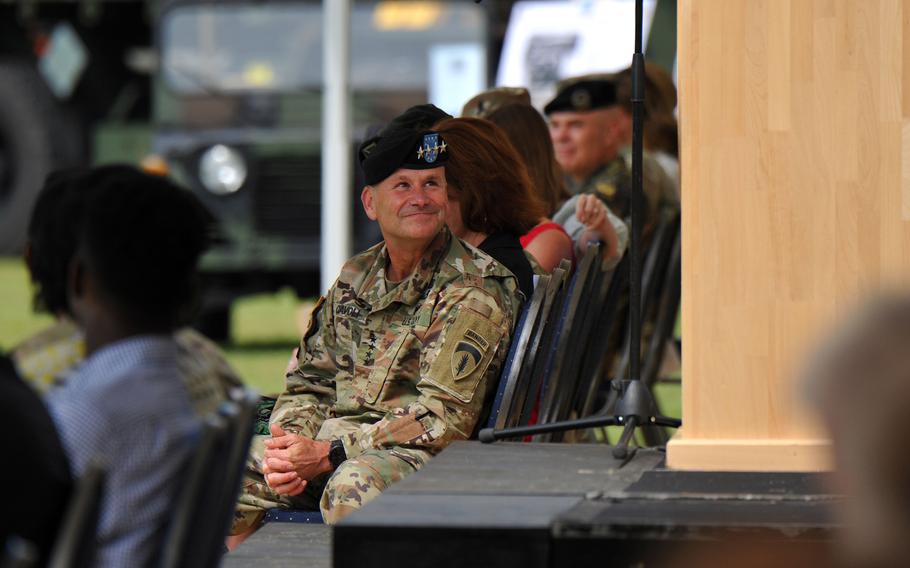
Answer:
[{"left": 479, "top": 0, "right": 680, "bottom": 459}]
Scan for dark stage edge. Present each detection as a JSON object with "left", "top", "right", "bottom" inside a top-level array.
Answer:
[
  {"left": 226, "top": 442, "right": 841, "bottom": 568},
  {"left": 335, "top": 442, "right": 840, "bottom": 568}
]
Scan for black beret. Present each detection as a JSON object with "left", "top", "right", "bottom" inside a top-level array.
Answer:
[
  {"left": 381, "top": 104, "right": 452, "bottom": 135},
  {"left": 358, "top": 129, "right": 449, "bottom": 186},
  {"left": 543, "top": 79, "right": 618, "bottom": 115}
]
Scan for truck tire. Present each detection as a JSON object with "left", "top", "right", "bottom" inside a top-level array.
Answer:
[{"left": 0, "top": 59, "right": 82, "bottom": 255}]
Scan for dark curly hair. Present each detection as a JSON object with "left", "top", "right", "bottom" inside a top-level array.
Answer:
[
  {"left": 26, "top": 168, "right": 90, "bottom": 315},
  {"left": 27, "top": 165, "right": 209, "bottom": 328},
  {"left": 76, "top": 166, "right": 210, "bottom": 328}
]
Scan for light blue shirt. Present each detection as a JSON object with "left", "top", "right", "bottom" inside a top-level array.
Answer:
[{"left": 47, "top": 335, "right": 200, "bottom": 568}]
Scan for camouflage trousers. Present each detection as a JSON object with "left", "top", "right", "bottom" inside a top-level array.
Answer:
[{"left": 231, "top": 435, "right": 426, "bottom": 532}]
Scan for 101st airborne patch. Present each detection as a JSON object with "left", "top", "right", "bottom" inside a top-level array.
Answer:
[{"left": 451, "top": 328, "right": 490, "bottom": 381}]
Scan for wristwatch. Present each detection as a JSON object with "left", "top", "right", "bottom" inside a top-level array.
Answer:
[{"left": 328, "top": 439, "right": 347, "bottom": 470}]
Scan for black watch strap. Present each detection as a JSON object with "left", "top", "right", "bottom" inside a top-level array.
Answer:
[{"left": 329, "top": 439, "right": 347, "bottom": 470}]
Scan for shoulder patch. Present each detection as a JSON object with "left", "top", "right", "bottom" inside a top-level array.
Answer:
[
  {"left": 451, "top": 328, "right": 491, "bottom": 381},
  {"left": 424, "top": 306, "right": 504, "bottom": 404}
]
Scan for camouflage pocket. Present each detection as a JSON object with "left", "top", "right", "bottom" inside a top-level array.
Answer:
[{"left": 362, "top": 332, "right": 408, "bottom": 404}]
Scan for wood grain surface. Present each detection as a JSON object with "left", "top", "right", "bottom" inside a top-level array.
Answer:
[{"left": 669, "top": 0, "right": 910, "bottom": 470}]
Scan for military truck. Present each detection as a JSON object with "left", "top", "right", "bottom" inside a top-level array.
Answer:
[
  {"left": 153, "top": 0, "right": 487, "bottom": 337},
  {"left": 0, "top": 1, "right": 154, "bottom": 255},
  {"left": 0, "top": 0, "right": 488, "bottom": 338}
]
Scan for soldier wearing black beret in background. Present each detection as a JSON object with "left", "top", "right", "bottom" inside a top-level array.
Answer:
[{"left": 545, "top": 76, "right": 676, "bottom": 234}]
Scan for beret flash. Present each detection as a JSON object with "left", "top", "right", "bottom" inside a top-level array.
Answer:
[
  {"left": 543, "top": 79, "right": 618, "bottom": 115},
  {"left": 358, "top": 129, "right": 449, "bottom": 186}
]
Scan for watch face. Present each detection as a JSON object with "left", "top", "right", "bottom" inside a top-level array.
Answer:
[{"left": 330, "top": 441, "right": 346, "bottom": 469}]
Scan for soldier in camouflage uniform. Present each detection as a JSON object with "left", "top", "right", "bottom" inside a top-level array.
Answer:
[
  {"left": 545, "top": 77, "right": 678, "bottom": 234},
  {"left": 230, "top": 128, "right": 521, "bottom": 539}
]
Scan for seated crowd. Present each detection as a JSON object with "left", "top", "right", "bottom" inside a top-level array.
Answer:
[{"left": 3, "top": 71, "right": 681, "bottom": 564}]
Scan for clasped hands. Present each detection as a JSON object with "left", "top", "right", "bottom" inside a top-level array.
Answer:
[{"left": 262, "top": 423, "right": 333, "bottom": 496}]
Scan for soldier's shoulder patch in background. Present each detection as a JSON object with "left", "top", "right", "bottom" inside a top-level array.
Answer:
[{"left": 595, "top": 181, "right": 616, "bottom": 198}]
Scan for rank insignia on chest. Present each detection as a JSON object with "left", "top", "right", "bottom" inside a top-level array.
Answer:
[{"left": 451, "top": 328, "right": 490, "bottom": 381}]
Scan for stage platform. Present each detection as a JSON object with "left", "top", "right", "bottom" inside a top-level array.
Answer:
[{"left": 225, "top": 441, "right": 839, "bottom": 567}]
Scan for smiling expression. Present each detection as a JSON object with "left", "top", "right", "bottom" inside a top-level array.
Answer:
[{"left": 361, "top": 167, "right": 448, "bottom": 248}]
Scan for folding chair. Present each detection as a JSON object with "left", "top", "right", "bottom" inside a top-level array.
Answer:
[
  {"left": 575, "top": 253, "right": 630, "bottom": 420},
  {"left": 210, "top": 389, "right": 260, "bottom": 549},
  {"left": 160, "top": 388, "right": 260, "bottom": 568},
  {"left": 642, "top": 227, "right": 681, "bottom": 391},
  {"left": 535, "top": 244, "right": 607, "bottom": 437},
  {"left": 483, "top": 274, "right": 550, "bottom": 432},
  {"left": 159, "top": 415, "right": 229, "bottom": 568},
  {"left": 606, "top": 212, "right": 680, "bottom": 445},
  {"left": 514, "top": 265, "right": 571, "bottom": 431},
  {"left": 48, "top": 460, "right": 105, "bottom": 568}
]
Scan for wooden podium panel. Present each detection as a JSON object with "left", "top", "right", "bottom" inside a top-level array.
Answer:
[{"left": 668, "top": 0, "right": 910, "bottom": 470}]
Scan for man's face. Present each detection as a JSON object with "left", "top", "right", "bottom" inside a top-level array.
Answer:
[
  {"left": 361, "top": 167, "right": 448, "bottom": 248},
  {"left": 548, "top": 108, "right": 620, "bottom": 180}
]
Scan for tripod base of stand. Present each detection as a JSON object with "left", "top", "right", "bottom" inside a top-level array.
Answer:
[{"left": 478, "top": 380, "right": 681, "bottom": 457}]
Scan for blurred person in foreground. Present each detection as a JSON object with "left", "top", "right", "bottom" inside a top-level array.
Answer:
[
  {"left": 0, "top": 353, "right": 71, "bottom": 565},
  {"left": 12, "top": 168, "right": 242, "bottom": 412},
  {"left": 802, "top": 294, "right": 910, "bottom": 568},
  {"left": 44, "top": 165, "right": 216, "bottom": 566},
  {"left": 228, "top": 128, "right": 521, "bottom": 544}
]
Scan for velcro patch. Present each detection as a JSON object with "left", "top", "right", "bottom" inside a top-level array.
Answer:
[{"left": 424, "top": 307, "right": 503, "bottom": 404}]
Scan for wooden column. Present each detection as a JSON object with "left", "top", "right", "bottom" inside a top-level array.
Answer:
[{"left": 667, "top": 0, "right": 910, "bottom": 471}]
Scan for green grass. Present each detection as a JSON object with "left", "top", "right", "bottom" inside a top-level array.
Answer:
[
  {"left": 1, "top": 257, "right": 682, "bottom": 432},
  {"left": 0, "top": 259, "right": 54, "bottom": 350},
  {"left": 226, "top": 287, "right": 306, "bottom": 395}
]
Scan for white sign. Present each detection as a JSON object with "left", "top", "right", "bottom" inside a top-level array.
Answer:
[
  {"left": 497, "top": 0, "right": 658, "bottom": 108},
  {"left": 429, "top": 43, "right": 486, "bottom": 117},
  {"left": 39, "top": 22, "right": 88, "bottom": 99}
]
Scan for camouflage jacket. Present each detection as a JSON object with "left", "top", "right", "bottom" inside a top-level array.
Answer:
[
  {"left": 566, "top": 152, "right": 676, "bottom": 234},
  {"left": 270, "top": 228, "right": 521, "bottom": 463},
  {"left": 565, "top": 155, "right": 633, "bottom": 218}
]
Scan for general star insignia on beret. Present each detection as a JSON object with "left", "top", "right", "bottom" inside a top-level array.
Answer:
[
  {"left": 422, "top": 133, "right": 441, "bottom": 164},
  {"left": 451, "top": 328, "right": 490, "bottom": 381}
]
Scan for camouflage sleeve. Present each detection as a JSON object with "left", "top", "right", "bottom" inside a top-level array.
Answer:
[
  {"left": 341, "top": 285, "right": 514, "bottom": 459},
  {"left": 269, "top": 294, "right": 339, "bottom": 439}
]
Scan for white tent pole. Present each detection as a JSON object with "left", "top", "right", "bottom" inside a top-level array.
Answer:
[{"left": 320, "top": 0, "right": 352, "bottom": 292}]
